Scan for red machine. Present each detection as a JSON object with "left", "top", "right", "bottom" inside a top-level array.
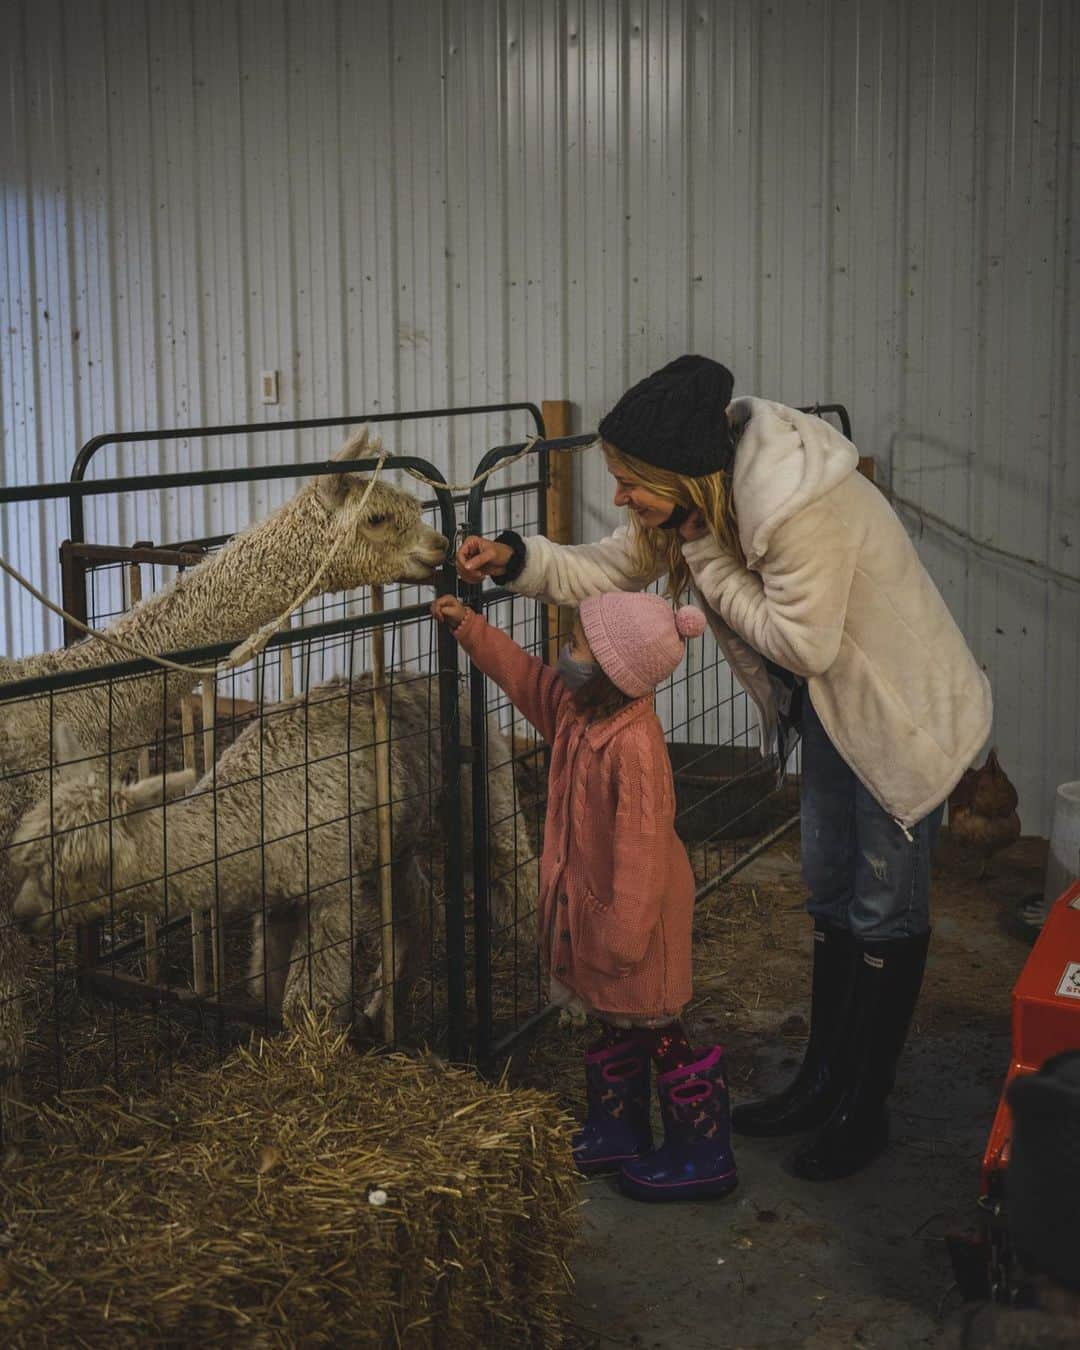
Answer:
[{"left": 951, "top": 878, "right": 1080, "bottom": 1300}]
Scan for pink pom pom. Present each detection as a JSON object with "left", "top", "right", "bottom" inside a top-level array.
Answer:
[{"left": 675, "top": 605, "right": 707, "bottom": 639}]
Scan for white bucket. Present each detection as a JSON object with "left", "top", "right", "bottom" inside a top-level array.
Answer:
[{"left": 1043, "top": 781, "right": 1080, "bottom": 909}]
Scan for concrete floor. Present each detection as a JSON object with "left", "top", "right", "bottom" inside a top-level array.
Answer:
[{"left": 559, "top": 840, "right": 1032, "bottom": 1350}]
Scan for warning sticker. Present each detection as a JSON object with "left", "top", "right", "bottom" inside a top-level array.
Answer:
[{"left": 1056, "top": 962, "right": 1080, "bottom": 1000}]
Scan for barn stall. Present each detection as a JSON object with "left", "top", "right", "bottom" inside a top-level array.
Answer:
[{"left": 1, "top": 0, "right": 1078, "bottom": 1345}]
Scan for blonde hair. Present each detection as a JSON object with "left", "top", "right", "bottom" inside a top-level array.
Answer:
[{"left": 603, "top": 442, "right": 744, "bottom": 600}]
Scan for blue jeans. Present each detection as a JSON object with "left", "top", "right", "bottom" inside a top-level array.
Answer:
[{"left": 799, "top": 693, "right": 943, "bottom": 940}]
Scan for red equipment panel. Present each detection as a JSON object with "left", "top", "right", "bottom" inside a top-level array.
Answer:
[{"left": 981, "top": 877, "right": 1080, "bottom": 1192}]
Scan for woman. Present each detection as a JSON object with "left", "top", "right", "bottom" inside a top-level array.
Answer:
[{"left": 456, "top": 355, "right": 992, "bottom": 1181}]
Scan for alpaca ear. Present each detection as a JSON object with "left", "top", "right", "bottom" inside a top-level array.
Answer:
[
  {"left": 122, "top": 768, "right": 197, "bottom": 812},
  {"left": 53, "top": 724, "right": 89, "bottom": 775},
  {"left": 332, "top": 425, "right": 373, "bottom": 462},
  {"left": 314, "top": 426, "right": 371, "bottom": 508}
]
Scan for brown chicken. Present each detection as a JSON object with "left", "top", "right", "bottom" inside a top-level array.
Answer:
[{"left": 947, "top": 748, "right": 1021, "bottom": 877}]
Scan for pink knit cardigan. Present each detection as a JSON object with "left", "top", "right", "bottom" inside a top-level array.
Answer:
[{"left": 454, "top": 610, "right": 694, "bottom": 1020}]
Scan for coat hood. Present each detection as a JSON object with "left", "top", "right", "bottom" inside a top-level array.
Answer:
[{"left": 729, "top": 397, "right": 859, "bottom": 566}]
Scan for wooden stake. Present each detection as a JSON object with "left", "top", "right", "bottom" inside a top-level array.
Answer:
[
  {"left": 542, "top": 399, "right": 574, "bottom": 662},
  {"left": 180, "top": 696, "right": 205, "bottom": 993},
  {"left": 280, "top": 616, "right": 295, "bottom": 702},
  {"left": 126, "top": 562, "right": 158, "bottom": 985},
  {"left": 370, "top": 586, "right": 396, "bottom": 1044}
]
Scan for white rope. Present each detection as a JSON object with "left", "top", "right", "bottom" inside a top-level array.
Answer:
[{"left": 0, "top": 434, "right": 594, "bottom": 681}]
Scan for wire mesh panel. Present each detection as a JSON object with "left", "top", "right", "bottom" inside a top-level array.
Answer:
[
  {"left": 0, "top": 447, "right": 470, "bottom": 1150},
  {"left": 462, "top": 415, "right": 850, "bottom": 1065}
]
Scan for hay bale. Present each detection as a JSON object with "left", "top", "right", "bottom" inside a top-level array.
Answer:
[{"left": 0, "top": 1016, "right": 578, "bottom": 1348}]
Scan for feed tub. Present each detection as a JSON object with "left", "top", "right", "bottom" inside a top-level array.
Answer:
[{"left": 668, "top": 743, "right": 798, "bottom": 842}]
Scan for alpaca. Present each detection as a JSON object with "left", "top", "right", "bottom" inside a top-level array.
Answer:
[
  {"left": 10, "top": 672, "right": 538, "bottom": 1028},
  {"left": 0, "top": 427, "right": 447, "bottom": 1125}
]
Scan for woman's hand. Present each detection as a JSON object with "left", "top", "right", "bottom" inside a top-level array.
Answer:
[
  {"left": 677, "top": 509, "right": 709, "bottom": 542},
  {"left": 455, "top": 535, "right": 513, "bottom": 584},
  {"left": 431, "top": 595, "right": 469, "bottom": 631}
]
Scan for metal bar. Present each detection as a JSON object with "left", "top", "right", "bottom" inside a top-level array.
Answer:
[
  {"left": 0, "top": 598, "right": 438, "bottom": 702},
  {"left": 370, "top": 587, "right": 396, "bottom": 1044},
  {"left": 692, "top": 813, "right": 801, "bottom": 905},
  {"left": 3, "top": 453, "right": 446, "bottom": 508},
  {"left": 67, "top": 404, "right": 544, "bottom": 544},
  {"left": 125, "top": 559, "right": 159, "bottom": 986},
  {"left": 83, "top": 968, "right": 279, "bottom": 1030},
  {"left": 66, "top": 542, "right": 206, "bottom": 568},
  {"left": 437, "top": 574, "right": 467, "bottom": 1064},
  {"left": 468, "top": 639, "right": 494, "bottom": 1068}
]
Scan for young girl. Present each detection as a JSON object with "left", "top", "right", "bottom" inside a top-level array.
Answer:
[
  {"left": 456, "top": 354, "right": 993, "bottom": 1183},
  {"left": 431, "top": 589, "right": 737, "bottom": 1203}
]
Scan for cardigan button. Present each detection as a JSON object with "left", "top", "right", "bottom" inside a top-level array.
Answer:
[
  {"left": 555, "top": 965, "right": 566, "bottom": 976},
  {"left": 558, "top": 894, "right": 568, "bottom": 906},
  {"left": 560, "top": 929, "right": 570, "bottom": 942}
]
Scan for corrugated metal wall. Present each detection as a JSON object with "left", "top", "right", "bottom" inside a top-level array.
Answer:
[{"left": 1, "top": 0, "right": 1077, "bottom": 831}]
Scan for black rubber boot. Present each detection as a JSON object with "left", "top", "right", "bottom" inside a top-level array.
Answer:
[
  {"left": 729, "top": 918, "right": 858, "bottom": 1139},
  {"left": 732, "top": 922, "right": 857, "bottom": 1137},
  {"left": 789, "top": 930, "right": 931, "bottom": 1182}
]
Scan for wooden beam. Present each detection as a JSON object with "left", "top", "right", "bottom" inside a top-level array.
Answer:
[{"left": 542, "top": 399, "right": 575, "bottom": 662}]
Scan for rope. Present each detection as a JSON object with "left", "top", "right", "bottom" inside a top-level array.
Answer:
[{"left": 0, "top": 434, "right": 594, "bottom": 682}]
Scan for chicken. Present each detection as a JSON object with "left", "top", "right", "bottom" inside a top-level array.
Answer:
[{"left": 947, "top": 748, "right": 1021, "bottom": 878}]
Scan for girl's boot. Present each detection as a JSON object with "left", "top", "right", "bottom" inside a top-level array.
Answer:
[
  {"left": 573, "top": 1039, "right": 653, "bottom": 1176},
  {"left": 732, "top": 922, "right": 857, "bottom": 1136},
  {"left": 619, "top": 1046, "right": 738, "bottom": 1202}
]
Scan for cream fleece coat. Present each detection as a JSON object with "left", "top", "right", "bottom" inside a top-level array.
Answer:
[{"left": 509, "top": 397, "right": 993, "bottom": 829}]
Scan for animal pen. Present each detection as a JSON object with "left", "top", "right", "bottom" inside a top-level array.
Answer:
[{"left": 0, "top": 402, "right": 848, "bottom": 1147}]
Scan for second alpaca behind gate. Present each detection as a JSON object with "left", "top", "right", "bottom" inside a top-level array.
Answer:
[{"left": 10, "top": 671, "right": 535, "bottom": 1027}]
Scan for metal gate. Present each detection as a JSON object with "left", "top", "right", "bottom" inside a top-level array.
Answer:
[{"left": 0, "top": 400, "right": 851, "bottom": 1141}]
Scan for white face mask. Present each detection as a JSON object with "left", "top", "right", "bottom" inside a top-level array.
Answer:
[{"left": 556, "top": 642, "right": 599, "bottom": 691}]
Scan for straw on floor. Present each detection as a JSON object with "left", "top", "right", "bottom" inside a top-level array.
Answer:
[{"left": 0, "top": 1014, "right": 579, "bottom": 1348}]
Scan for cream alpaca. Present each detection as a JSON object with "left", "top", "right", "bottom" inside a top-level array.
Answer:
[
  {"left": 11, "top": 673, "right": 536, "bottom": 1025},
  {"left": 0, "top": 427, "right": 447, "bottom": 1114}
]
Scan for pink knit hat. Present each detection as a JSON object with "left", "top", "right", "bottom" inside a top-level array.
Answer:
[{"left": 579, "top": 593, "right": 707, "bottom": 697}]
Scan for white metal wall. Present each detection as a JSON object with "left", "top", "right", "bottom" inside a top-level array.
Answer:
[{"left": 1, "top": 0, "right": 1077, "bottom": 832}]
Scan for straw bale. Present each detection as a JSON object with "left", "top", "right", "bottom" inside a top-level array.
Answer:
[{"left": 0, "top": 1015, "right": 578, "bottom": 1348}]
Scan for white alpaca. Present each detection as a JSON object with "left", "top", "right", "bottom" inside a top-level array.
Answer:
[
  {"left": 0, "top": 428, "right": 447, "bottom": 1118},
  {"left": 10, "top": 673, "right": 538, "bottom": 1027}
]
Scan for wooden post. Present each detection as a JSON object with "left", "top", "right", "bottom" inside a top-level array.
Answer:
[
  {"left": 370, "top": 587, "right": 396, "bottom": 1043},
  {"left": 542, "top": 400, "right": 575, "bottom": 662},
  {"left": 857, "top": 456, "right": 876, "bottom": 484},
  {"left": 280, "top": 616, "right": 295, "bottom": 702},
  {"left": 125, "top": 561, "right": 159, "bottom": 985},
  {"left": 179, "top": 696, "right": 205, "bottom": 992}
]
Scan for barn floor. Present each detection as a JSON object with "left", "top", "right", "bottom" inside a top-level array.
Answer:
[{"left": 515, "top": 828, "right": 1047, "bottom": 1350}]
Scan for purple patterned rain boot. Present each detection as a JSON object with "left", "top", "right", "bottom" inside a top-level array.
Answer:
[
  {"left": 619, "top": 1046, "right": 738, "bottom": 1202},
  {"left": 573, "top": 1039, "right": 654, "bottom": 1177}
]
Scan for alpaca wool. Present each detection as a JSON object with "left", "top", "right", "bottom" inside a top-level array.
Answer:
[{"left": 579, "top": 592, "right": 706, "bottom": 697}]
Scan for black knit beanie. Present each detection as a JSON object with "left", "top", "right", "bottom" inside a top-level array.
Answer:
[
  {"left": 1006, "top": 1049, "right": 1080, "bottom": 1291},
  {"left": 597, "top": 355, "right": 736, "bottom": 479}
]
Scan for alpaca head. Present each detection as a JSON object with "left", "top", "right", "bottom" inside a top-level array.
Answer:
[
  {"left": 9, "top": 726, "right": 195, "bottom": 935},
  {"left": 309, "top": 428, "right": 449, "bottom": 590}
]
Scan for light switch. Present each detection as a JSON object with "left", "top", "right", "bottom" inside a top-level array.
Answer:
[{"left": 260, "top": 370, "right": 279, "bottom": 404}]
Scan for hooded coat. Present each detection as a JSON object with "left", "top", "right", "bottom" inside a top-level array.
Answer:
[{"left": 508, "top": 398, "right": 993, "bottom": 829}]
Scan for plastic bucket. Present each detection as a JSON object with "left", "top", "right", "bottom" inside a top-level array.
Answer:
[{"left": 1043, "top": 781, "right": 1080, "bottom": 909}]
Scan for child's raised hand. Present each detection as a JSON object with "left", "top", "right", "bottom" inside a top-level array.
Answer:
[{"left": 431, "top": 595, "right": 469, "bottom": 631}]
